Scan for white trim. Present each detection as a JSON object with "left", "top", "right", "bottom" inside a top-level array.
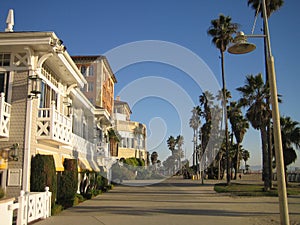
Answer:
[{"left": 22, "top": 98, "right": 33, "bottom": 192}]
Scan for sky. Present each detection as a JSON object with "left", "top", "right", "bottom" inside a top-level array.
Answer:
[{"left": 1, "top": 0, "right": 299, "bottom": 169}]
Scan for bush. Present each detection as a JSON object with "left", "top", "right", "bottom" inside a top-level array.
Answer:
[
  {"left": 30, "top": 154, "right": 57, "bottom": 206},
  {"left": 57, "top": 159, "right": 78, "bottom": 208},
  {"left": 0, "top": 187, "right": 5, "bottom": 199},
  {"left": 51, "top": 204, "right": 63, "bottom": 215}
]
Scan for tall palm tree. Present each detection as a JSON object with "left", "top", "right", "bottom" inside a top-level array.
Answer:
[
  {"left": 207, "top": 14, "right": 239, "bottom": 185},
  {"left": 237, "top": 73, "right": 271, "bottom": 191},
  {"left": 279, "top": 116, "right": 299, "bottom": 181},
  {"left": 176, "top": 135, "right": 184, "bottom": 172},
  {"left": 199, "top": 91, "right": 215, "bottom": 153},
  {"left": 190, "top": 107, "right": 200, "bottom": 167},
  {"left": 227, "top": 101, "right": 249, "bottom": 179},
  {"left": 248, "top": 0, "right": 284, "bottom": 187}
]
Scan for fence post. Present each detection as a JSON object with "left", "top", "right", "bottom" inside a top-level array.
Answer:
[
  {"left": 17, "top": 190, "right": 28, "bottom": 225},
  {"left": 44, "top": 186, "right": 51, "bottom": 218}
]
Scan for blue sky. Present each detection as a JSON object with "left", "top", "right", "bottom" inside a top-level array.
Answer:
[{"left": 1, "top": 0, "right": 299, "bottom": 168}]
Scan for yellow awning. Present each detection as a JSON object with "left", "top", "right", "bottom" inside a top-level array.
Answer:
[
  {"left": 0, "top": 157, "right": 7, "bottom": 169},
  {"left": 89, "top": 159, "right": 100, "bottom": 172},
  {"left": 37, "top": 150, "right": 64, "bottom": 172},
  {"left": 78, "top": 157, "right": 93, "bottom": 172}
]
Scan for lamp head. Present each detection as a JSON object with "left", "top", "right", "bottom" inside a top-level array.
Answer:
[{"left": 228, "top": 31, "right": 256, "bottom": 54}]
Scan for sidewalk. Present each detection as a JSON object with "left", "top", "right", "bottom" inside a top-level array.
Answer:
[{"left": 33, "top": 177, "right": 300, "bottom": 225}]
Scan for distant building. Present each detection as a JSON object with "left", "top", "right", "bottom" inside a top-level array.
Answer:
[
  {"left": 71, "top": 55, "right": 118, "bottom": 169},
  {"left": 71, "top": 55, "right": 117, "bottom": 115},
  {"left": 114, "top": 96, "right": 147, "bottom": 164}
]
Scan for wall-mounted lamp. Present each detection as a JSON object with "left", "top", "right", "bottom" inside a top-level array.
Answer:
[
  {"left": 63, "top": 97, "right": 73, "bottom": 116},
  {"left": 28, "top": 74, "right": 42, "bottom": 98},
  {"left": 1, "top": 143, "right": 19, "bottom": 161}
]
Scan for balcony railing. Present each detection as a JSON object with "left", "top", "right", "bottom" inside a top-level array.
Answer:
[
  {"left": 71, "top": 133, "right": 96, "bottom": 156},
  {"left": 0, "top": 93, "right": 11, "bottom": 138},
  {"left": 37, "top": 103, "right": 72, "bottom": 145}
]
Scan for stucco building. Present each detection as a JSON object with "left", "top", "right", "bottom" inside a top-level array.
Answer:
[{"left": 114, "top": 96, "right": 147, "bottom": 163}]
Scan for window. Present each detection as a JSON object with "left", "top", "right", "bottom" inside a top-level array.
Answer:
[
  {"left": 88, "top": 82, "right": 94, "bottom": 92},
  {"left": 0, "top": 72, "right": 10, "bottom": 101},
  {"left": 81, "top": 65, "right": 87, "bottom": 76},
  {"left": 88, "top": 65, "right": 94, "bottom": 76},
  {"left": 39, "top": 82, "right": 57, "bottom": 108},
  {"left": 0, "top": 53, "right": 10, "bottom": 66}
]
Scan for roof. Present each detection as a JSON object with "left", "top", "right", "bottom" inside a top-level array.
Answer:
[
  {"left": 0, "top": 31, "right": 86, "bottom": 87},
  {"left": 114, "top": 100, "right": 132, "bottom": 114},
  {"left": 72, "top": 55, "right": 117, "bottom": 83}
]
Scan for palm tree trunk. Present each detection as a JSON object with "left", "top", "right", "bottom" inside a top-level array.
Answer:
[
  {"left": 260, "top": 126, "right": 270, "bottom": 191},
  {"left": 235, "top": 143, "right": 240, "bottom": 180}
]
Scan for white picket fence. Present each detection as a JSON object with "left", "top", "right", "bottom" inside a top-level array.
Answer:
[{"left": 0, "top": 187, "right": 51, "bottom": 225}]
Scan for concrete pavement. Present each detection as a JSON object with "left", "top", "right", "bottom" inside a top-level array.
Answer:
[{"left": 33, "top": 177, "right": 300, "bottom": 225}]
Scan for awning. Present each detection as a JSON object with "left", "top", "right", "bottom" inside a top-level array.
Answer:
[
  {"left": 0, "top": 157, "right": 7, "bottom": 169},
  {"left": 88, "top": 159, "right": 100, "bottom": 172},
  {"left": 37, "top": 150, "right": 64, "bottom": 172},
  {"left": 78, "top": 157, "right": 93, "bottom": 172}
]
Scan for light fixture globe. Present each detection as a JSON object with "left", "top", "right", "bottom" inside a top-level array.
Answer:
[{"left": 228, "top": 31, "right": 256, "bottom": 54}]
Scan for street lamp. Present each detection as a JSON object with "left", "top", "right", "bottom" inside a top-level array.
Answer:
[{"left": 228, "top": 1, "right": 289, "bottom": 224}]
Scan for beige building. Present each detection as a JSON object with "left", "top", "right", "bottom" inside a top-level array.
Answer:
[
  {"left": 0, "top": 14, "right": 112, "bottom": 197},
  {"left": 114, "top": 97, "right": 147, "bottom": 163},
  {"left": 71, "top": 55, "right": 117, "bottom": 116}
]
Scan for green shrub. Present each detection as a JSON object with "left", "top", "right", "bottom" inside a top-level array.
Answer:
[
  {"left": 75, "top": 193, "right": 85, "bottom": 203},
  {"left": 57, "top": 159, "right": 78, "bottom": 208},
  {"left": 0, "top": 187, "right": 5, "bottom": 199},
  {"left": 51, "top": 204, "right": 63, "bottom": 215},
  {"left": 30, "top": 154, "right": 57, "bottom": 206}
]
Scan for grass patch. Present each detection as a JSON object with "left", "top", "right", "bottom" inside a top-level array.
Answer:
[{"left": 214, "top": 183, "right": 300, "bottom": 197}]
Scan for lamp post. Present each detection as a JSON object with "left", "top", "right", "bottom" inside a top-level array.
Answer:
[{"left": 228, "top": 1, "right": 289, "bottom": 224}]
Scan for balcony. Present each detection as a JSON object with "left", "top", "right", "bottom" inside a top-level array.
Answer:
[
  {"left": 36, "top": 103, "right": 72, "bottom": 145},
  {"left": 71, "top": 134, "right": 99, "bottom": 171},
  {"left": 0, "top": 93, "right": 11, "bottom": 138}
]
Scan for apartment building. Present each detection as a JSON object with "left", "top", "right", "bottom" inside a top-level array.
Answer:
[
  {"left": 71, "top": 55, "right": 116, "bottom": 116},
  {"left": 114, "top": 97, "right": 147, "bottom": 163},
  {"left": 0, "top": 13, "right": 111, "bottom": 197},
  {"left": 71, "top": 55, "right": 118, "bottom": 171}
]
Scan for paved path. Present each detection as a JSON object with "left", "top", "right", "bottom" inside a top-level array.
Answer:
[{"left": 34, "top": 177, "right": 300, "bottom": 225}]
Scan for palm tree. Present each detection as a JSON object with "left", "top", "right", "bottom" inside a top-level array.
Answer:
[
  {"left": 242, "top": 149, "right": 250, "bottom": 173},
  {"left": 190, "top": 107, "right": 200, "bottom": 167},
  {"left": 248, "top": 0, "right": 284, "bottom": 18},
  {"left": 227, "top": 101, "right": 249, "bottom": 179},
  {"left": 248, "top": 0, "right": 284, "bottom": 188},
  {"left": 167, "top": 136, "right": 176, "bottom": 155},
  {"left": 199, "top": 91, "right": 215, "bottom": 153},
  {"left": 279, "top": 116, "right": 299, "bottom": 181},
  {"left": 207, "top": 14, "right": 239, "bottom": 185},
  {"left": 237, "top": 73, "right": 271, "bottom": 191}
]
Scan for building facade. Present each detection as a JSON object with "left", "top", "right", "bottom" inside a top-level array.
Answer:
[
  {"left": 114, "top": 97, "right": 147, "bottom": 163},
  {"left": 71, "top": 55, "right": 116, "bottom": 116},
  {"left": 0, "top": 28, "right": 111, "bottom": 197}
]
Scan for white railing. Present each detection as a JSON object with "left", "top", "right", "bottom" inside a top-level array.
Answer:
[
  {"left": 0, "top": 187, "right": 51, "bottom": 225},
  {"left": 0, "top": 92, "right": 11, "bottom": 138},
  {"left": 37, "top": 102, "right": 72, "bottom": 145},
  {"left": 71, "top": 133, "right": 95, "bottom": 156}
]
